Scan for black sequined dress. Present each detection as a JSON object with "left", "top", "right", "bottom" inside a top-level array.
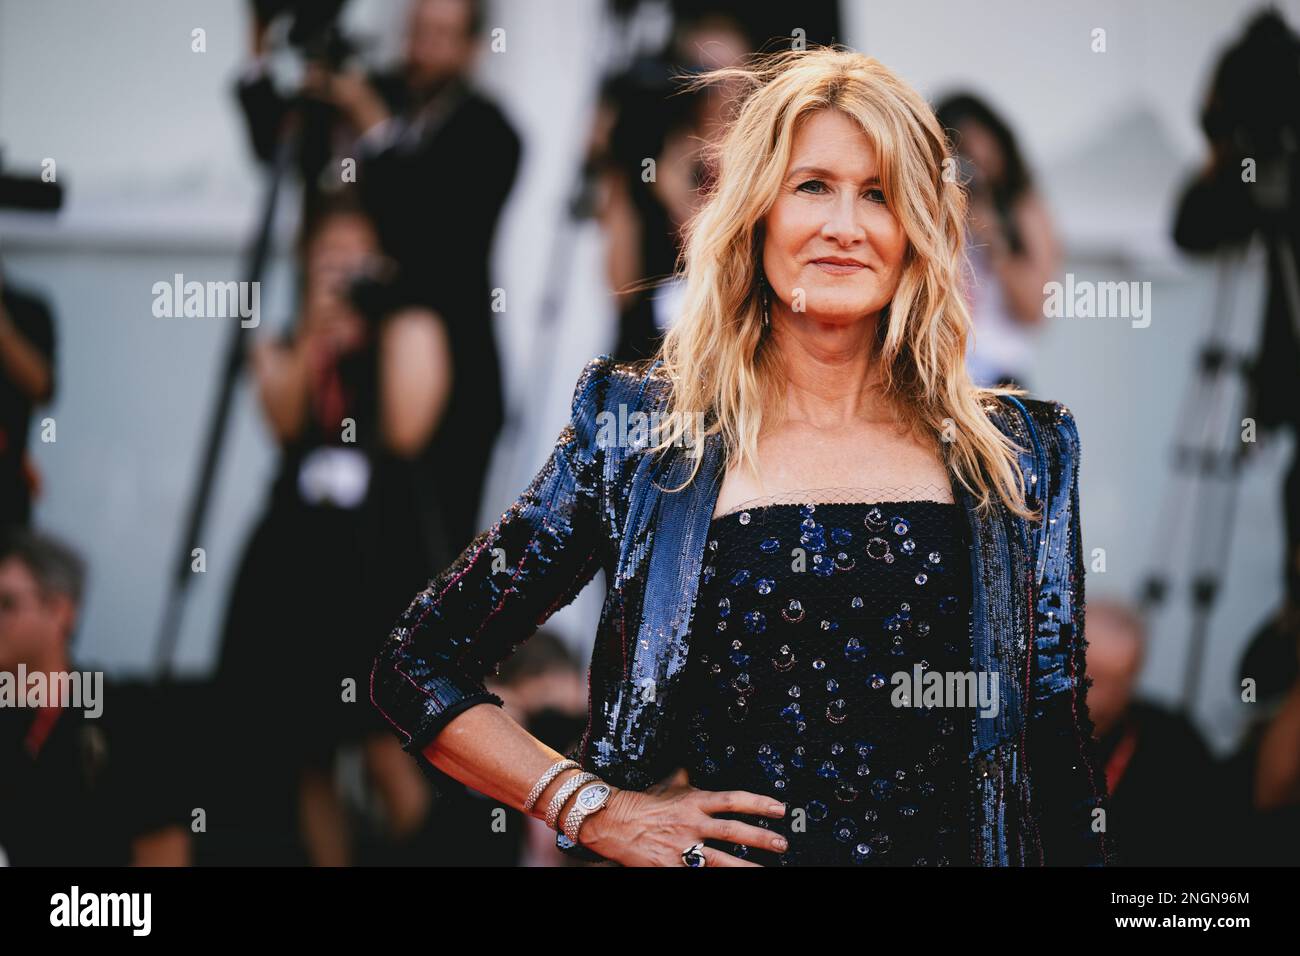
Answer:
[{"left": 673, "top": 499, "right": 978, "bottom": 866}]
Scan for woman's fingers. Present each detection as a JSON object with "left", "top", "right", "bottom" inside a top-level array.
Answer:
[
  {"left": 697, "top": 846, "right": 762, "bottom": 867},
  {"left": 695, "top": 788, "right": 787, "bottom": 819},
  {"left": 686, "top": 789, "right": 789, "bottom": 858},
  {"left": 699, "top": 815, "right": 788, "bottom": 855}
]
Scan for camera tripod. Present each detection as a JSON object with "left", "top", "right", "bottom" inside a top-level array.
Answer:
[{"left": 1140, "top": 223, "right": 1300, "bottom": 711}]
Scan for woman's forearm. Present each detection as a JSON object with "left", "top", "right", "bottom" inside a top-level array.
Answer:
[
  {"left": 0, "top": 307, "right": 53, "bottom": 402},
  {"left": 1254, "top": 680, "right": 1300, "bottom": 811},
  {"left": 422, "top": 701, "right": 602, "bottom": 826},
  {"left": 251, "top": 338, "right": 310, "bottom": 442}
]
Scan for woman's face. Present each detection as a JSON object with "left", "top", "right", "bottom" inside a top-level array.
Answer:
[
  {"left": 761, "top": 109, "right": 908, "bottom": 328},
  {"left": 955, "top": 119, "right": 1005, "bottom": 186},
  {"left": 305, "top": 214, "right": 378, "bottom": 310}
]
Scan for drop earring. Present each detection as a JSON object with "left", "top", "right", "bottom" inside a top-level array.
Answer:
[{"left": 760, "top": 276, "right": 772, "bottom": 329}]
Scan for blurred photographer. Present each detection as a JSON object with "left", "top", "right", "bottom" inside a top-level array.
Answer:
[
  {"left": 936, "top": 92, "right": 1063, "bottom": 390},
  {"left": 598, "top": 14, "right": 749, "bottom": 364},
  {"left": 0, "top": 529, "right": 189, "bottom": 866},
  {"left": 1170, "top": 11, "right": 1300, "bottom": 866},
  {"left": 215, "top": 192, "right": 452, "bottom": 866},
  {"left": 237, "top": 0, "right": 521, "bottom": 552},
  {"left": 1174, "top": 10, "right": 1300, "bottom": 634}
]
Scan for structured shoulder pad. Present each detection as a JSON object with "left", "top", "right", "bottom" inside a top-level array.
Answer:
[
  {"left": 1016, "top": 397, "right": 1081, "bottom": 469},
  {"left": 983, "top": 395, "right": 1080, "bottom": 464},
  {"left": 569, "top": 354, "right": 613, "bottom": 429},
  {"left": 572, "top": 355, "right": 675, "bottom": 464},
  {"left": 570, "top": 355, "right": 669, "bottom": 418}
]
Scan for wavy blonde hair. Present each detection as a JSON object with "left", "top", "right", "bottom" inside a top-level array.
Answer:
[{"left": 640, "top": 45, "right": 1035, "bottom": 520}]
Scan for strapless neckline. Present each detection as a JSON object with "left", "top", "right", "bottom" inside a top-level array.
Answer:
[{"left": 711, "top": 498, "right": 960, "bottom": 526}]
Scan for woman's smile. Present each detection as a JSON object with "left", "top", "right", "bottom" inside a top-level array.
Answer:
[{"left": 810, "top": 256, "right": 868, "bottom": 275}]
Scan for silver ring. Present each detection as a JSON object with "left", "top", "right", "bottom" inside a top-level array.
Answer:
[{"left": 681, "top": 843, "right": 707, "bottom": 867}]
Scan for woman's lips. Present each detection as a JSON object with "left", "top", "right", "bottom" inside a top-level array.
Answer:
[{"left": 811, "top": 259, "right": 866, "bottom": 275}]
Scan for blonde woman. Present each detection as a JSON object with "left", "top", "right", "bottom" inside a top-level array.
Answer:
[{"left": 371, "top": 47, "right": 1113, "bottom": 867}]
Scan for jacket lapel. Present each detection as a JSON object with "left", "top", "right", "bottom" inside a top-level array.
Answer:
[{"left": 613, "top": 431, "right": 724, "bottom": 784}]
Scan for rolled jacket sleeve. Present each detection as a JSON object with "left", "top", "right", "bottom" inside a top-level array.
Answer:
[{"left": 370, "top": 356, "right": 609, "bottom": 771}]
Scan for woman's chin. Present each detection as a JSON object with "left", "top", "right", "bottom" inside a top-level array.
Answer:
[{"left": 790, "top": 299, "right": 888, "bottom": 328}]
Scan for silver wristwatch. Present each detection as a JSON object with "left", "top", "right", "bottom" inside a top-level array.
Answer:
[{"left": 562, "top": 780, "right": 614, "bottom": 844}]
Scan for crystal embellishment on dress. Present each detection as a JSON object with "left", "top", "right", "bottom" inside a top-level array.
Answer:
[
  {"left": 681, "top": 499, "right": 974, "bottom": 865},
  {"left": 866, "top": 537, "right": 893, "bottom": 563}
]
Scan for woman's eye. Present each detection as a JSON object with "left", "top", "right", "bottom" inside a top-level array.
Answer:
[
  {"left": 865, "top": 187, "right": 887, "bottom": 204},
  {"left": 796, "top": 179, "right": 827, "bottom": 194}
]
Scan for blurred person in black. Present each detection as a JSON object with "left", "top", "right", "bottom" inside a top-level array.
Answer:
[
  {"left": 1086, "top": 598, "right": 1300, "bottom": 866},
  {"left": 236, "top": 0, "right": 362, "bottom": 214},
  {"left": 1174, "top": 10, "right": 1300, "bottom": 725},
  {"left": 596, "top": 13, "right": 749, "bottom": 364},
  {"left": 934, "top": 93, "right": 1062, "bottom": 391},
  {"left": 215, "top": 192, "right": 453, "bottom": 866},
  {"left": 1222, "top": 600, "right": 1300, "bottom": 865},
  {"left": 0, "top": 266, "right": 55, "bottom": 530},
  {"left": 1084, "top": 600, "right": 1225, "bottom": 865},
  {"left": 1173, "top": 13, "right": 1300, "bottom": 863},
  {"left": 237, "top": 0, "right": 520, "bottom": 553},
  {"left": 0, "top": 529, "right": 189, "bottom": 866}
]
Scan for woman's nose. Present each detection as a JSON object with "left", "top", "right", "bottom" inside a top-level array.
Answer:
[{"left": 820, "top": 195, "right": 866, "bottom": 245}]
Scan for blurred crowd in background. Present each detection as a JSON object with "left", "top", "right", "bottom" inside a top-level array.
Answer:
[{"left": 2, "top": 0, "right": 1299, "bottom": 866}]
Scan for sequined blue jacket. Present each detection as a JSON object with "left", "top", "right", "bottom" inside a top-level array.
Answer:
[{"left": 371, "top": 355, "right": 1114, "bottom": 865}]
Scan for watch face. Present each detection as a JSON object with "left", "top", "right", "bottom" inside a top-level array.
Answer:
[{"left": 576, "top": 783, "right": 611, "bottom": 811}]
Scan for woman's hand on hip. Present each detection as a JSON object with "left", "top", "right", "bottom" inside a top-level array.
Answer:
[{"left": 576, "top": 780, "right": 788, "bottom": 866}]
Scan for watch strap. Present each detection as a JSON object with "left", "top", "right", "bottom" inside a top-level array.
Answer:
[
  {"left": 544, "top": 771, "right": 597, "bottom": 830},
  {"left": 523, "top": 759, "right": 579, "bottom": 812}
]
